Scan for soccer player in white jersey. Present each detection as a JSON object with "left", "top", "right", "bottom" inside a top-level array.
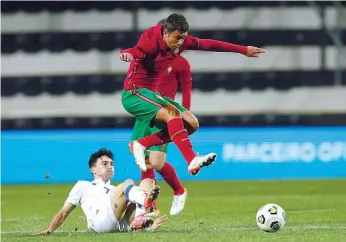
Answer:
[{"left": 36, "top": 148, "right": 168, "bottom": 235}]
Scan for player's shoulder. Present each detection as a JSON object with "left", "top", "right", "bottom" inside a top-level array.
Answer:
[
  {"left": 143, "top": 25, "right": 156, "bottom": 33},
  {"left": 144, "top": 24, "right": 162, "bottom": 37},
  {"left": 182, "top": 34, "right": 199, "bottom": 47},
  {"left": 141, "top": 24, "right": 164, "bottom": 49},
  {"left": 74, "top": 180, "right": 92, "bottom": 188}
]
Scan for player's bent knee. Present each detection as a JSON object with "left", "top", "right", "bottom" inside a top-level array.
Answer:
[
  {"left": 182, "top": 111, "right": 199, "bottom": 134},
  {"left": 123, "top": 179, "right": 134, "bottom": 186},
  {"left": 156, "top": 104, "right": 181, "bottom": 122},
  {"left": 149, "top": 151, "right": 166, "bottom": 170},
  {"left": 141, "top": 178, "right": 156, "bottom": 186},
  {"left": 183, "top": 119, "right": 199, "bottom": 135},
  {"left": 164, "top": 104, "right": 181, "bottom": 118},
  {"left": 190, "top": 119, "right": 199, "bottom": 132},
  {"left": 139, "top": 178, "right": 156, "bottom": 193}
]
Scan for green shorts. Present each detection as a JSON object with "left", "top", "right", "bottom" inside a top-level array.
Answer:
[
  {"left": 131, "top": 118, "right": 169, "bottom": 157},
  {"left": 122, "top": 88, "right": 186, "bottom": 123},
  {"left": 123, "top": 88, "right": 187, "bottom": 156}
]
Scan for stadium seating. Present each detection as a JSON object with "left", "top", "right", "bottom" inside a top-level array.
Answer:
[
  {"left": 2, "top": 1, "right": 346, "bottom": 129},
  {"left": 3, "top": 30, "right": 346, "bottom": 54},
  {"left": 2, "top": 71, "right": 345, "bottom": 98}
]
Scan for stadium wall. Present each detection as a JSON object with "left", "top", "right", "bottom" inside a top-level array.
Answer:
[{"left": 2, "top": 127, "right": 346, "bottom": 184}]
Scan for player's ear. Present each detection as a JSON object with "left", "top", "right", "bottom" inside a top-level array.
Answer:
[{"left": 90, "top": 167, "right": 96, "bottom": 175}]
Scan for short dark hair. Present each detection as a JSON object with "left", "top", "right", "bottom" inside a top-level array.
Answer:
[
  {"left": 164, "top": 13, "right": 189, "bottom": 33},
  {"left": 88, "top": 148, "right": 113, "bottom": 168},
  {"left": 157, "top": 19, "right": 166, "bottom": 25}
]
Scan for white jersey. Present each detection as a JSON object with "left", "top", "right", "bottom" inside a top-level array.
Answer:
[{"left": 65, "top": 178, "right": 130, "bottom": 233}]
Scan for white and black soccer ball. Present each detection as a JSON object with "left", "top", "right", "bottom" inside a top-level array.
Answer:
[{"left": 256, "top": 203, "right": 286, "bottom": 232}]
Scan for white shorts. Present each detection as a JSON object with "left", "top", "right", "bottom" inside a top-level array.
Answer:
[{"left": 86, "top": 198, "right": 131, "bottom": 233}]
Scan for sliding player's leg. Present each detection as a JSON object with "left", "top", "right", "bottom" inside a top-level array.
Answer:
[
  {"left": 124, "top": 178, "right": 159, "bottom": 230},
  {"left": 108, "top": 178, "right": 160, "bottom": 231}
]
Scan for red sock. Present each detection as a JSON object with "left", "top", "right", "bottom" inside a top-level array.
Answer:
[
  {"left": 141, "top": 168, "right": 156, "bottom": 183},
  {"left": 167, "top": 118, "right": 196, "bottom": 164},
  {"left": 138, "top": 128, "right": 171, "bottom": 149},
  {"left": 157, "top": 162, "right": 185, "bottom": 195}
]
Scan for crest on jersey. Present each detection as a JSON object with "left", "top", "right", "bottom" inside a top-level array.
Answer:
[{"left": 167, "top": 65, "right": 173, "bottom": 73}]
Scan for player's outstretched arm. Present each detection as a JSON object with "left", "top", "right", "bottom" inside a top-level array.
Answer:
[
  {"left": 35, "top": 203, "right": 76, "bottom": 235},
  {"left": 186, "top": 36, "right": 265, "bottom": 58}
]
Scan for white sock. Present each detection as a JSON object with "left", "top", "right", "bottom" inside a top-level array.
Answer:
[
  {"left": 125, "top": 185, "right": 146, "bottom": 206},
  {"left": 135, "top": 204, "right": 146, "bottom": 217}
]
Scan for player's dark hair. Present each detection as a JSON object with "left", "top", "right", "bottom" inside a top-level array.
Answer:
[
  {"left": 164, "top": 13, "right": 189, "bottom": 33},
  {"left": 88, "top": 148, "right": 113, "bottom": 168},
  {"left": 157, "top": 19, "right": 166, "bottom": 25}
]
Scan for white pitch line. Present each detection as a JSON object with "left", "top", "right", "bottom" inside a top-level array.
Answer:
[
  {"left": 2, "top": 225, "right": 346, "bottom": 235},
  {"left": 211, "top": 225, "right": 346, "bottom": 231},
  {"left": 1, "top": 230, "right": 90, "bottom": 235},
  {"left": 0, "top": 216, "right": 45, "bottom": 222},
  {"left": 1, "top": 216, "right": 86, "bottom": 222},
  {"left": 288, "top": 209, "right": 336, "bottom": 214}
]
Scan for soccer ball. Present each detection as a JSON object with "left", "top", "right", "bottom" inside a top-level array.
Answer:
[{"left": 256, "top": 203, "right": 286, "bottom": 232}]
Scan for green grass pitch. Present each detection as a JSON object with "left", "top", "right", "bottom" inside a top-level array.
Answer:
[{"left": 2, "top": 179, "right": 346, "bottom": 242}]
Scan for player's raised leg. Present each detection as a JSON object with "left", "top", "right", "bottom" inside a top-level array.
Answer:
[
  {"left": 181, "top": 111, "right": 217, "bottom": 175},
  {"left": 137, "top": 104, "right": 217, "bottom": 175},
  {"left": 123, "top": 87, "right": 216, "bottom": 175},
  {"left": 122, "top": 89, "right": 170, "bottom": 172},
  {"left": 127, "top": 178, "right": 159, "bottom": 229},
  {"left": 150, "top": 105, "right": 194, "bottom": 162}
]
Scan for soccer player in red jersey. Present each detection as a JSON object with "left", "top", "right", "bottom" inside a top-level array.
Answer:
[
  {"left": 131, "top": 19, "right": 193, "bottom": 216},
  {"left": 133, "top": 54, "right": 193, "bottom": 216},
  {"left": 120, "top": 13, "right": 264, "bottom": 177}
]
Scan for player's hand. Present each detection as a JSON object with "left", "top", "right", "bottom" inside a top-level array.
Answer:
[
  {"left": 120, "top": 52, "right": 134, "bottom": 62},
  {"left": 246, "top": 46, "right": 265, "bottom": 58},
  {"left": 33, "top": 229, "right": 52, "bottom": 235},
  {"left": 149, "top": 215, "right": 168, "bottom": 230}
]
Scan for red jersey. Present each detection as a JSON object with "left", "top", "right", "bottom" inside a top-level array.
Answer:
[
  {"left": 121, "top": 24, "right": 247, "bottom": 91},
  {"left": 157, "top": 55, "right": 192, "bottom": 110}
]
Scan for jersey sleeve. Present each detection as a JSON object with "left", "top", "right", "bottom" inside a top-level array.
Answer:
[
  {"left": 177, "top": 57, "right": 192, "bottom": 110},
  {"left": 120, "top": 28, "right": 157, "bottom": 59},
  {"left": 183, "top": 34, "right": 201, "bottom": 50},
  {"left": 184, "top": 34, "right": 247, "bottom": 55},
  {"left": 65, "top": 181, "right": 84, "bottom": 206}
]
